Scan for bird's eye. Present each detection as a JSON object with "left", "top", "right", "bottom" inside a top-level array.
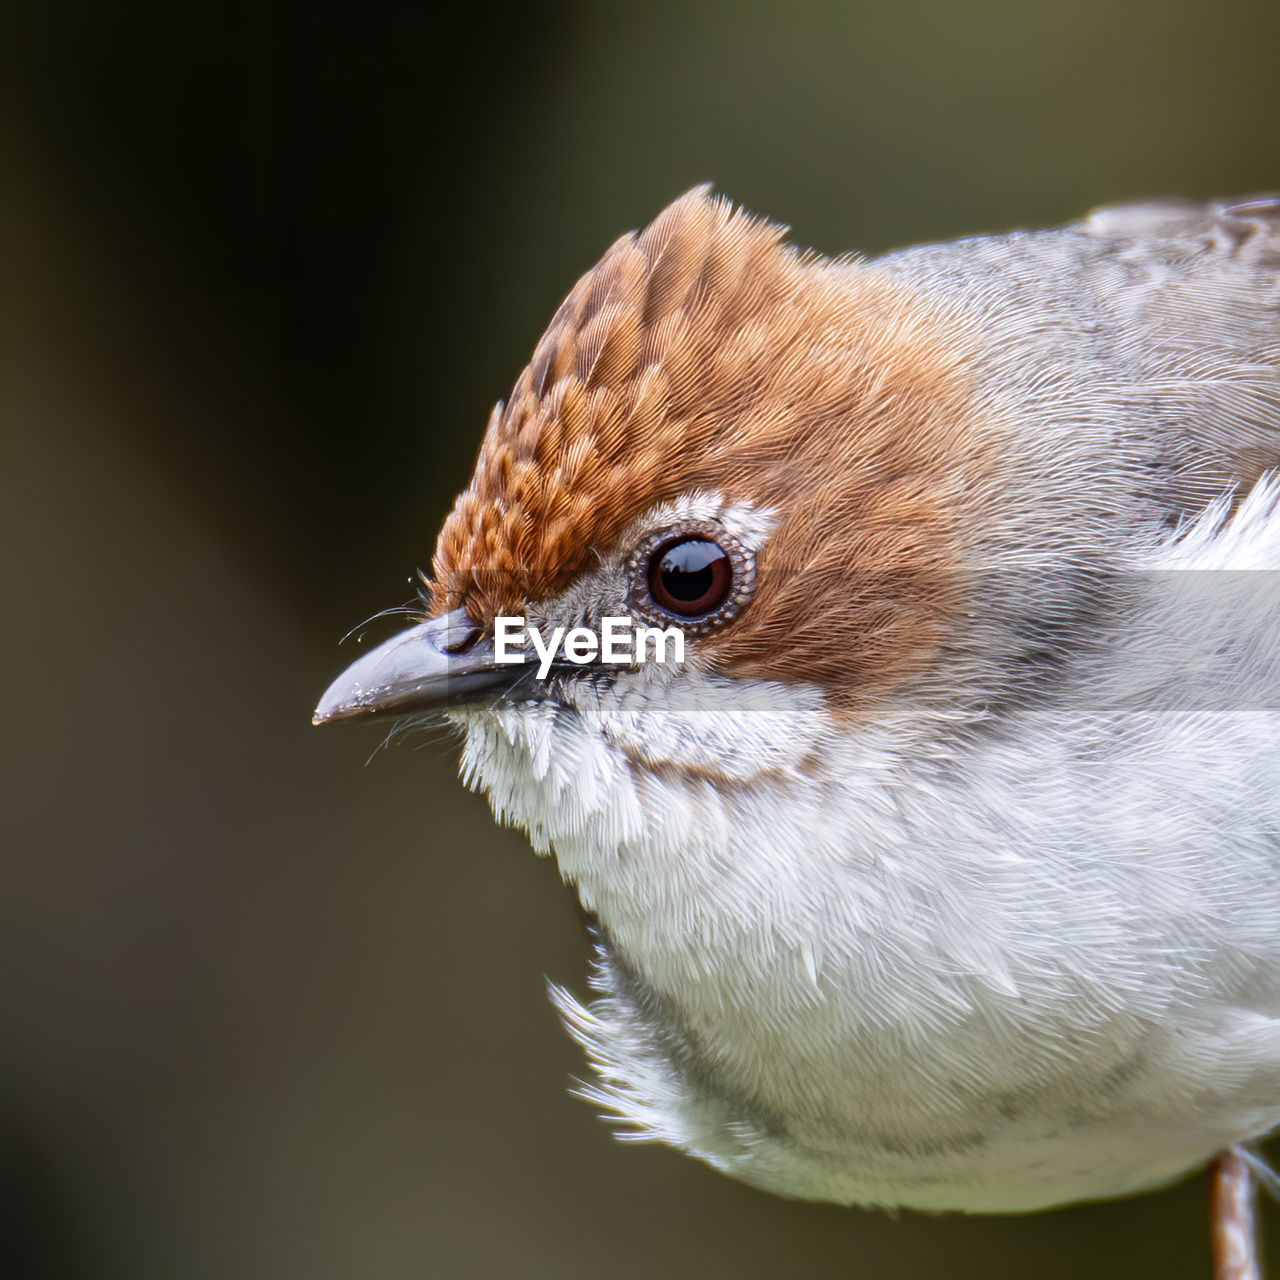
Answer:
[
  {"left": 627, "top": 520, "right": 755, "bottom": 633},
  {"left": 647, "top": 537, "right": 733, "bottom": 618}
]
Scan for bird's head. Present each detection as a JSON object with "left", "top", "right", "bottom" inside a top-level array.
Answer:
[{"left": 313, "top": 187, "right": 1091, "bottom": 908}]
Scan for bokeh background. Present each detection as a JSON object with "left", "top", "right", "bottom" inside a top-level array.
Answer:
[{"left": 6, "top": 2, "right": 1280, "bottom": 1276}]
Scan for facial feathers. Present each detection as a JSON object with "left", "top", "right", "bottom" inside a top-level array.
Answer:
[{"left": 427, "top": 187, "right": 1002, "bottom": 709}]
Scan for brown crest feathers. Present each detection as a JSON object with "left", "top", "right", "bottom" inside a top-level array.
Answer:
[
  {"left": 427, "top": 187, "right": 994, "bottom": 711},
  {"left": 429, "top": 186, "right": 800, "bottom": 620}
]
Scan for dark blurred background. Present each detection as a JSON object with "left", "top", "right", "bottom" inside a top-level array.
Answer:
[{"left": 5, "top": 2, "right": 1279, "bottom": 1276}]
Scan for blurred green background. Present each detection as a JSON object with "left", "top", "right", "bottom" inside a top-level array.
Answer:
[{"left": 5, "top": 2, "right": 1279, "bottom": 1276}]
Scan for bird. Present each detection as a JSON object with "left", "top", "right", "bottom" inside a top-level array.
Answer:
[{"left": 315, "top": 189, "right": 1280, "bottom": 1272}]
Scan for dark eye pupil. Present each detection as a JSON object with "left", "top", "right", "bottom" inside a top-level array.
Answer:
[{"left": 648, "top": 537, "right": 732, "bottom": 618}]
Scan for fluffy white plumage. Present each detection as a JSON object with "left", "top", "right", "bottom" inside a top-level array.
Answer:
[{"left": 453, "top": 473, "right": 1280, "bottom": 1211}]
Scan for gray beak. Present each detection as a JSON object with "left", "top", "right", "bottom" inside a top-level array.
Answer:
[{"left": 313, "top": 608, "right": 528, "bottom": 725}]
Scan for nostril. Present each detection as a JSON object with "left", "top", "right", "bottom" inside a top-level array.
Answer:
[{"left": 440, "top": 619, "right": 483, "bottom": 655}]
